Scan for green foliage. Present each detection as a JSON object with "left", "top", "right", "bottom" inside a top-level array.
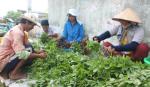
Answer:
[
  {"left": 4, "top": 11, "right": 22, "bottom": 22},
  {"left": 40, "top": 33, "right": 49, "bottom": 43},
  {"left": 103, "top": 69, "right": 150, "bottom": 87},
  {"left": 86, "top": 41, "right": 100, "bottom": 52},
  {"left": 71, "top": 42, "right": 84, "bottom": 54},
  {"left": 27, "top": 39, "right": 150, "bottom": 87}
]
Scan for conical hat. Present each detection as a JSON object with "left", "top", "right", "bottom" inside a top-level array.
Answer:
[{"left": 112, "top": 8, "right": 141, "bottom": 23}]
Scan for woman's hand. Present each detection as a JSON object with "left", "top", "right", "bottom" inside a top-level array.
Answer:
[
  {"left": 39, "top": 50, "right": 46, "bottom": 53},
  {"left": 39, "top": 52, "right": 47, "bottom": 59},
  {"left": 93, "top": 36, "right": 101, "bottom": 43},
  {"left": 103, "top": 46, "right": 118, "bottom": 55}
]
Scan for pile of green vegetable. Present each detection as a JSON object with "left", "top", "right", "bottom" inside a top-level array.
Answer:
[{"left": 27, "top": 37, "right": 150, "bottom": 87}]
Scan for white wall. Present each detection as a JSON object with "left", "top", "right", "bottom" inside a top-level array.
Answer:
[{"left": 48, "top": 0, "right": 150, "bottom": 44}]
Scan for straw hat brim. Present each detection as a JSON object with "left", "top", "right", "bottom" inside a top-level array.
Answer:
[
  {"left": 22, "top": 16, "right": 38, "bottom": 25},
  {"left": 112, "top": 8, "right": 142, "bottom": 23},
  {"left": 112, "top": 18, "right": 138, "bottom": 23}
]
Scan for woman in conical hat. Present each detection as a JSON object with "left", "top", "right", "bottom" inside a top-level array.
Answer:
[
  {"left": 112, "top": 8, "right": 141, "bottom": 23},
  {"left": 93, "top": 8, "right": 149, "bottom": 61}
]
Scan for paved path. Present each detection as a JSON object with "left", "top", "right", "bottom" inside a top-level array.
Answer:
[{"left": 0, "top": 76, "right": 35, "bottom": 87}]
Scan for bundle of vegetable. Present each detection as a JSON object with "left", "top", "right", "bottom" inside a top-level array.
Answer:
[
  {"left": 40, "top": 33, "right": 50, "bottom": 43},
  {"left": 27, "top": 38, "right": 150, "bottom": 87}
]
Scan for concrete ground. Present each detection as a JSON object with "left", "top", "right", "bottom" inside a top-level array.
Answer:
[{"left": 0, "top": 76, "right": 35, "bottom": 87}]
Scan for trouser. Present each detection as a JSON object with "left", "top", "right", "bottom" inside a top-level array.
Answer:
[{"left": 103, "top": 42, "right": 150, "bottom": 61}]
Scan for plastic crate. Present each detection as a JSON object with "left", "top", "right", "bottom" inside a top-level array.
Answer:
[{"left": 144, "top": 56, "right": 150, "bottom": 64}]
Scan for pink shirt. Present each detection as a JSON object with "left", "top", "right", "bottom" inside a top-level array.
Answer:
[{"left": 0, "top": 24, "right": 27, "bottom": 72}]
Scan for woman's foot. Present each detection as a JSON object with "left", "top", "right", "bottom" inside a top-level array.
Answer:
[
  {"left": 9, "top": 72, "right": 27, "bottom": 80},
  {"left": 0, "top": 73, "right": 9, "bottom": 80}
]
